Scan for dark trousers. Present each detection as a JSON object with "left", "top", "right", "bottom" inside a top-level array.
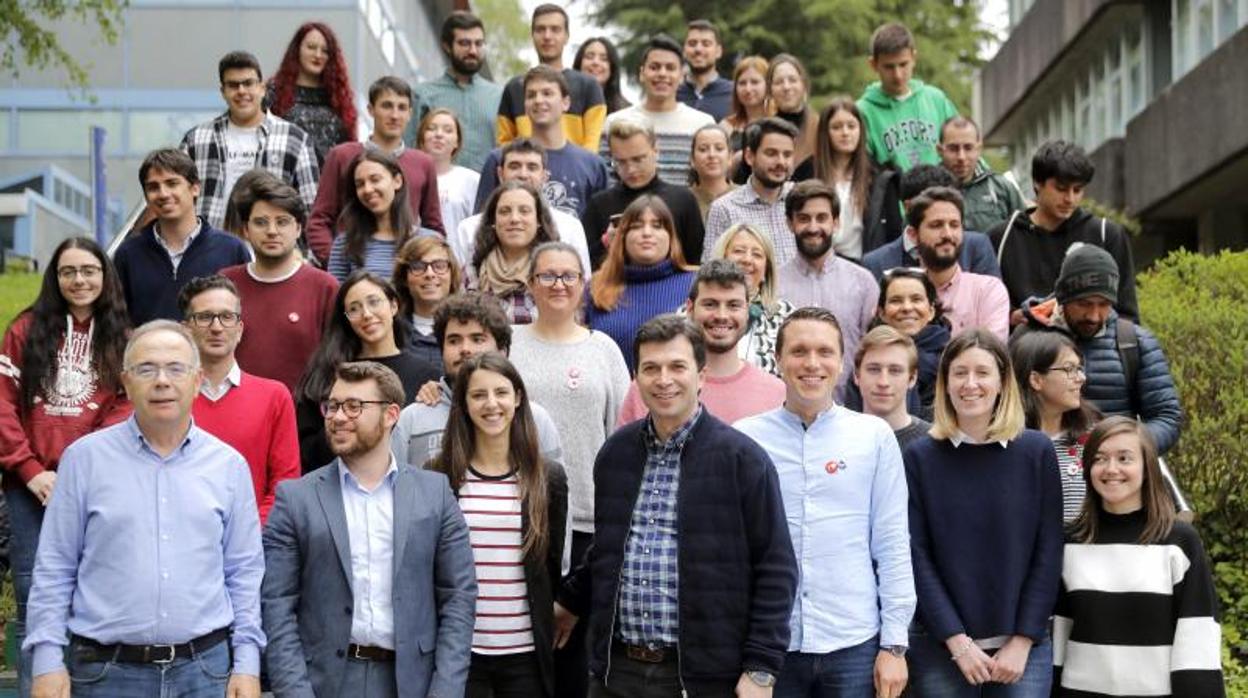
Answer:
[
  {"left": 467, "top": 651, "right": 546, "bottom": 698},
  {"left": 555, "top": 530, "right": 593, "bottom": 698},
  {"left": 774, "top": 636, "right": 879, "bottom": 698},
  {"left": 589, "top": 643, "right": 736, "bottom": 698}
]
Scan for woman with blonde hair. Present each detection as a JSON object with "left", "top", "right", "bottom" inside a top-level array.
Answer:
[
  {"left": 904, "top": 329, "right": 1063, "bottom": 695},
  {"left": 709, "top": 222, "right": 793, "bottom": 375}
]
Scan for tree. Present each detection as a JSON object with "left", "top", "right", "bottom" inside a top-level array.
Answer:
[
  {"left": 473, "top": 0, "right": 531, "bottom": 83},
  {"left": 1, "top": 0, "right": 126, "bottom": 89},
  {"left": 589, "top": 0, "right": 991, "bottom": 112}
]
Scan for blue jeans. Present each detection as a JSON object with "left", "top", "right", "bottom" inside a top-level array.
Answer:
[
  {"left": 65, "top": 637, "right": 232, "bottom": 697},
  {"left": 775, "top": 636, "right": 879, "bottom": 698},
  {"left": 908, "top": 627, "right": 1052, "bottom": 698},
  {"left": 7, "top": 487, "right": 44, "bottom": 698}
]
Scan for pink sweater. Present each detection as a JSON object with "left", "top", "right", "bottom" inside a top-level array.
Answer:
[{"left": 616, "top": 362, "right": 785, "bottom": 428}]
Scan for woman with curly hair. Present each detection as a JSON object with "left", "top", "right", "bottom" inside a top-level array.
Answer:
[
  {"left": 268, "top": 21, "right": 357, "bottom": 165},
  {"left": 0, "top": 237, "right": 132, "bottom": 695}
]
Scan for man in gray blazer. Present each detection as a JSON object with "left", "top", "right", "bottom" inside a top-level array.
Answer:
[{"left": 262, "top": 361, "right": 476, "bottom": 698}]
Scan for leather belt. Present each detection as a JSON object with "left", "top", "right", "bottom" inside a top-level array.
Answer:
[
  {"left": 70, "top": 627, "right": 230, "bottom": 664},
  {"left": 620, "top": 641, "right": 676, "bottom": 664},
  {"left": 348, "top": 644, "right": 396, "bottom": 662}
]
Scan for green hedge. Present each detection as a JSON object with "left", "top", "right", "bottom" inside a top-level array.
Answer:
[{"left": 1138, "top": 250, "right": 1248, "bottom": 695}]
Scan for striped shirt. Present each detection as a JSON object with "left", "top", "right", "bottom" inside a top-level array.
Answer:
[
  {"left": 410, "top": 71, "right": 504, "bottom": 172},
  {"left": 497, "top": 69, "right": 606, "bottom": 152},
  {"left": 1050, "top": 432, "right": 1089, "bottom": 523},
  {"left": 326, "top": 235, "right": 397, "bottom": 283},
  {"left": 460, "top": 468, "right": 534, "bottom": 655},
  {"left": 704, "top": 180, "right": 797, "bottom": 265},
  {"left": 601, "top": 104, "right": 714, "bottom": 186}
]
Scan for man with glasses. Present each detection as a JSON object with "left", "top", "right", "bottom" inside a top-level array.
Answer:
[
  {"left": 937, "top": 116, "right": 1025, "bottom": 233},
  {"left": 25, "top": 320, "right": 265, "bottom": 698},
  {"left": 180, "top": 275, "right": 299, "bottom": 524},
  {"left": 262, "top": 361, "right": 477, "bottom": 698},
  {"left": 181, "top": 51, "right": 319, "bottom": 231},
  {"left": 222, "top": 172, "right": 339, "bottom": 392}
]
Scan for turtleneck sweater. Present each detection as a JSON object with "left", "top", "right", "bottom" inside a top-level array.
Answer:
[{"left": 584, "top": 259, "right": 696, "bottom": 374}]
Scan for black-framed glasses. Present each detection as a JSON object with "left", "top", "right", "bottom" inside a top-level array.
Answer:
[
  {"left": 57, "top": 265, "right": 103, "bottom": 281},
  {"left": 222, "top": 78, "right": 260, "bottom": 91},
  {"left": 187, "top": 311, "right": 242, "bottom": 328},
  {"left": 319, "top": 399, "right": 390, "bottom": 419},
  {"left": 408, "top": 259, "right": 451, "bottom": 275},
  {"left": 533, "top": 271, "right": 583, "bottom": 288},
  {"left": 1044, "top": 364, "right": 1086, "bottom": 379},
  {"left": 125, "top": 362, "right": 195, "bottom": 381}
]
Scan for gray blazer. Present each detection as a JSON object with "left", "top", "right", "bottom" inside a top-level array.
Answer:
[{"left": 262, "top": 462, "right": 477, "bottom": 698}]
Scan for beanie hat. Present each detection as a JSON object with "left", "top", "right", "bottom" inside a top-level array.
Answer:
[{"left": 1055, "top": 243, "right": 1119, "bottom": 305}]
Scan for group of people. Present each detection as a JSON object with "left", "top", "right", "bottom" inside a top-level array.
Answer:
[{"left": 0, "top": 5, "right": 1221, "bottom": 698}]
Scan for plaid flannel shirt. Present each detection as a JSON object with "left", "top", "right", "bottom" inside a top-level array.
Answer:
[
  {"left": 180, "top": 112, "right": 319, "bottom": 229},
  {"left": 617, "top": 405, "right": 703, "bottom": 648}
]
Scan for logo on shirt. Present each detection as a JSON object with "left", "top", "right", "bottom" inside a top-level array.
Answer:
[{"left": 824, "top": 459, "right": 847, "bottom": 475}]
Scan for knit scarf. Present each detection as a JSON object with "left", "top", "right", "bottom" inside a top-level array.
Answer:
[{"left": 477, "top": 247, "right": 530, "bottom": 296}]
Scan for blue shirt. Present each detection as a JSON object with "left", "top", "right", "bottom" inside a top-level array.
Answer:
[
  {"left": 24, "top": 417, "right": 265, "bottom": 676},
  {"left": 473, "top": 143, "right": 610, "bottom": 217},
  {"left": 676, "top": 76, "right": 734, "bottom": 122},
  {"left": 617, "top": 406, "right": 702, "bottom": 647},
  {"left": 735, "top": 405, "right": 915, "bottom": 651},
  {"left": 340, "top": 457, "right": 399, "bottom": 649}
]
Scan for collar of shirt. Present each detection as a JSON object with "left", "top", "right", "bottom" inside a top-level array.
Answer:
[
  {"left": 365, "top": 136, "right": 405, "bottom": 158},
  {"left": 934, "top": 265, "right": 963, "bottom": 293},
  {"left": 949, "top": 430, "right": 1008, "bottom": 449},
  {"left": 902, "top": 233, "right": 918, "bottom": 255},
  {"left": 439, "top": 70, "right": 480, "bottom": 88},
  {"left": 795, "top": 252, "right": 842, "bottom": 277},
  {"left": 338, "top": 454, "right": 400, "bottom": 494},
  {"left": 781, "top": 401, "right": 837, "bottom": 430},
  {"left": 199, "top": 362, "right": 242, "bottom": 402},
  {"left": 125, "top": 414, "right": 196, "bottom": 458},
  {"left": 741, "top": 179, "right": 794, "bottom": 206},
  {"left": 152, "top": 219, "right": 203, "bottom": 257},
  {"left": 645, "top": 404, "right": 704, "bottom": 451}
]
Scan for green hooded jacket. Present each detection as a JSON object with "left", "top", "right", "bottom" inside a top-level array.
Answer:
[
  {"left": 961, "top": 163, "right": 1027, "bottom": 232},
  {"left": 857, "top": 79, "right": 959, "bottom": 171}
]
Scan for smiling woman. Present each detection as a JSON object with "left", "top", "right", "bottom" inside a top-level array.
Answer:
[
  {"left": 266, "top": 21, "right": 356, "bottom": 166},
  {"left": 326, "top": 150, "right": 419, "bottom": 283},
  {"left": 465, "top": 180, "right": 558, "bottom": 324}
]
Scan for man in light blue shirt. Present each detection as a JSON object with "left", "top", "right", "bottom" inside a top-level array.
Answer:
[
  {"left": 25, "top": 320, "right": 264, "bottom": 698},
  {"left": 735, "top": 307, "right": 914, "bottom": 698}
]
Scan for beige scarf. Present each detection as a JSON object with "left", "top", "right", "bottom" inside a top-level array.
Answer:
[{"left": 477, "top": 247, "right": 530, "bottom": 296}]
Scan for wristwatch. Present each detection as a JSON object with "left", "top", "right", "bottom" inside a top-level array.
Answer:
[
  {"left": 747, "top": 670, "right": 777, "bottom": 687},
  {"left": 882, "top": 644, "right": 908, "bottom": 658}
]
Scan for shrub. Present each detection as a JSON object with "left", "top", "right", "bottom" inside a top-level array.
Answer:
[{"left": 1138, "top": 249, "right": 1248, "bottom": 693}]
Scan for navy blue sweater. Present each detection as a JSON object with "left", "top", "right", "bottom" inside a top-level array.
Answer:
[
  {"left": 558, "top": 411, "right": 797, "bottom": 692},
  {"left": 114, "top": 220, "right": 252, "bottom": 325},
  {"left": 584, "top": 260, "right": 696, "bottom": 375},
  {"left": 902, "top": 430, "right": 1063, "bottom": 643}
]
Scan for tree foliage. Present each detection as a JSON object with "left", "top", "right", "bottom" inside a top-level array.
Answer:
[
  {"left": 1, "top": 0, "right": 126, "bottom": 88},
  {"left": 474, "top": 0, "right": 531, "bottom": 83},
  {"left": 590, "top": 0, "right": 992, "bottom": 112}
]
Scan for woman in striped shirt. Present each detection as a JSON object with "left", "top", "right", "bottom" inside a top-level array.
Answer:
[
  {"left": 1011, "top": 331, "right": 1101, "bottom": 522},
  {"left": 432, "top": 352, "right": 567, "bottom": 697},
  {"left": 327, "top": 150, "right": 418, "bottom": 282},
  {"left": 1054, "top": 416, "right": 1224, "bottom": 696}
]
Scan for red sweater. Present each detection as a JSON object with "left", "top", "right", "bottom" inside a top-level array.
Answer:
[
  {"left": 221, "top": 263, "right": 339, "bottom": 394},
  {"left": 192, "top": 369, "right": 301, "bottom": 523},
  {"left": 305, "top": 141, "right": 445, "bottom": 263},
  {"left": 0, "top": 312, "right": 131, "bottom": 489}
]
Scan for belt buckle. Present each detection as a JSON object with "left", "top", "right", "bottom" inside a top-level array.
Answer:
[
  {"left": 626, "top": 644, "right": 665, "bottom": 663},
  {"left": 146, "top": 644, "right": 176, "bottom": 664},
  {"left": 350, "top": 645, "right": 368, "bottom": 661}
]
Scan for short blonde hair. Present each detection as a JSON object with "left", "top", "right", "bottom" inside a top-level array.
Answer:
[
  {"left": 712, "top": 223, "right": 781, "bottom": 310},
  {"left": 854, "top": 325, "right": 918, "bottom": 373},
  {"left": 930, "top": 329, "right": 1025, "bottom": 443},
  {"left": 607, "top": 116, "right": 656, "bottom": 146}
]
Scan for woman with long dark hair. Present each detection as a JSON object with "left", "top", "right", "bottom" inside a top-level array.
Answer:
[
  {"left": 392, "top": 235, "right": 462, "bottom": 371},
  {"left": 432, "top": 352, "right": 567, "bottom": 698},
  {"left": 1011, "top": 331, "right": 1100, "bottom": 522},
  {"left": 268, "top": 21, "right": 356, "bottom": 165},
  {"left": 573, "top": 37, "right": 630, "bottom": 114},
  {"left": 766, "top": 54, "right": 818, "bottom": 178},
  {"left": 0, "top": 237, "right": 131, "bottom": 695},
  {"left": 326, "top": 150, "right": 418, "bottom": 282},
  {"left": 295, "top": 271, "right": 433, "bottom": 471},
  {"left": 467, "top": 180, "right": 559, "bottom": 324},
  {"left": 812, "top": 97, "right": 903, "bottom": 258},
  {"left": 1053, "top": 417, "right": 1224, "bottom": 696}
]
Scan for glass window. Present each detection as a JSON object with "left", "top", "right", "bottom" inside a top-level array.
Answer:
[
  {"left": 0, "top": 111, "right": 10, "bottom": 151},
  {"left": 15, "top": 110, "right": 123, "bottom": 154},
  {"left": 1175, "top": 0, "right": 1192, "bottom": 76},
  {"left": 1218, "top": 0, "right": 1239, "bottom": 42},
  {"left": 128, "top": 111, "right": 217, "bottom": 154},
  {"left": 1198, "top": 0, "right": 1216, "bottom": 58}
]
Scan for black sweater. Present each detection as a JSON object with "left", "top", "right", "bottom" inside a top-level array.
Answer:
[
  {"left": 558, "top": 411, "right": 797, "bottom": 692},
  {"left": 581, "top": 177, "right": 706, "bottom": 267}
]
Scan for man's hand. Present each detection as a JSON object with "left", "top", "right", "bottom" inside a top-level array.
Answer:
[
  {"left": 874, "top": 651, "right": 908, "bottom": 698},
  {"left": 553, "top": 602, "right": 578, "bottom": 649},
  {"left": 735, "top": 672, "right": 772, "bottom": 697},
  {"left": 227, "top": 673, "right": 261, "bottom": 698},
  {"left": 988, "top": 636, "right": 1033, "bottom": 685},
  {"left": 31, "top": 669, "right": 70, "bottom": 698},
  {"left": 27, "top": 471, "right": 57, "bottom": 506},
  {"left": 415, "top": 380, "right": 441, "bottom": 406}
]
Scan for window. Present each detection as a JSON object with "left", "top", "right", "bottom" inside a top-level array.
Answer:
[
  {"left": 15, "top": 111, "right": 123, "bottom": 155},
  {"left": 1175, "top": 0, "right": 1192, "bottom": 75},
  {"left": 128, "top": 111, "right": 217, "bottom": 154},
  {"left": 1218, "top": 0, "right": 1239, "bottom": 42},
  {"left": 1174, "top": 0, "right": 1247, "bottom": 79}
]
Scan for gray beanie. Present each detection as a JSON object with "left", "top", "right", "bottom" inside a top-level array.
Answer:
[{"left": 1055, "top": 243, "right": 1119, "bottom": 305}]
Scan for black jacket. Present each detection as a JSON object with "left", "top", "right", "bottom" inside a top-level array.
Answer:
[
  {"left": 558, "top": 412, "right": 797, "bottom": 693},
  {"left": 581, "top": 178, "right": 706, "bottom": 267}
]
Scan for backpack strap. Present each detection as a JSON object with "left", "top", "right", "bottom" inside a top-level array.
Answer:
[
  {"left": 997, "top": 210, "right": 1022, "bottom": 264},
  {"left": 1100, "top": 217, "right": 1107, "bottom": 245},
  {"left": 1115, "top": 317, "right": 1140, "bottom": 415}
]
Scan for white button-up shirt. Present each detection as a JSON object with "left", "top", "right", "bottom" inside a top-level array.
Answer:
[{"left": 339, "top": 457, "right": 398, "bottom": 649}]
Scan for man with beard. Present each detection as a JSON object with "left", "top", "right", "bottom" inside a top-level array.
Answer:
[
  {"left": 615, "top": 260, "right": 785, "bottom": 425},
  {"left": 262, "top": 361, "right": 477, "bottom": 698},
  {"left": 777, "top": 181, "right": 879, "bottom": 399},
  {"left": 704, "top": 117, "right": 799, "bottom": 264},
  {"left": 1014, "top": 245, "right": 1182, "bottom": 454},
  {"left": 676, "top": 20, "right": 733, "bottom": 122},
  {"left": 409, "top": 11, "right": 502, "bottom": 172},
  {"left": 907, "top": 186, "right": 1010, "bottom": 341}
]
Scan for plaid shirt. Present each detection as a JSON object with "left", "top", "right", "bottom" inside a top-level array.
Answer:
[
  {"left": 462, "top": 264, "right": 538, "bottom": 325},
  {"left": 180, "top": 112, "right": 319, "bottom": 229},
  {"left": 617, "top": 405, "right": 703, "bottom": 647},
  {"left": 703, "top": 180, "right": 797, "bottom": 266}
]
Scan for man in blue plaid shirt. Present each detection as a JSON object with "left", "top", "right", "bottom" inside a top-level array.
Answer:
[{"left": 181, "top": 51, "right": 319, "bottom": 232}]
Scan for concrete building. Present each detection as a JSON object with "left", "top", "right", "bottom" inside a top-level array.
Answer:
[
  {"left": 980, "top": 0, "right": 1248, "bottom": 261},
  {"left": 0, "top": 0, "right": 459, "bottom": 258}
]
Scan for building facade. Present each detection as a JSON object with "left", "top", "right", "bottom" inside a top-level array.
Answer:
[{"left": 980, "top": 0, "right": 1248, "bottom": 261}]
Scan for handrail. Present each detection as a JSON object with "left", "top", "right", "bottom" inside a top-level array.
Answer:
[{"left": 106, "top": 199, "right": 149, "bottom": 258}]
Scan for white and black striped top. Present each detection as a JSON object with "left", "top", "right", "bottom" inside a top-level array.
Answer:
[{"left": 1054, "top": 509, "right": 1225, "bottom": 697}]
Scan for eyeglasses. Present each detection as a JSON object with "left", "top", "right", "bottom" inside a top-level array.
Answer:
[
  {"left": 247, "top": 216, "right": 298, "bottom": 232},
  {"left": 408, "top": 259, "right": 451, "bottom": 275},
  {"left": 187, "top": 311, "right": 242, "bottom": 328},
  {"left": 320, "top": 399, "right": 390, "bottom": 418},
  {"left": 1044, "top": 364, "right": 1086, "bottom": 379},
  {"left": 125, "top": 362, "right": 195, "bottom": 381},
  {"left": 57, "top": 265, "right": 103, "bottom": 281},
  {"left": 222, "top": 78, "right": 260, "bottom": 91},
  {"left": 344, "top": 295, "right": 389, "bottom": 320},
  {"left": 533, "top": 271, "right": 583, "bottom": 288}
]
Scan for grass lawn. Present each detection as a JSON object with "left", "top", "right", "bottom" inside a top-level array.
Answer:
[{"left": 0, "top": 274, "right": 40, "bottom": 332}]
